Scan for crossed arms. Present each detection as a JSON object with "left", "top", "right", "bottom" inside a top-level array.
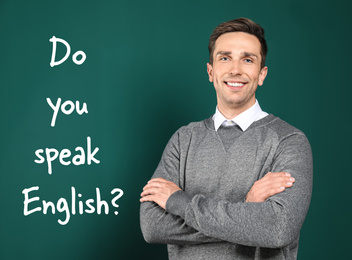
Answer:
[
  {"left": 139, "top": 129, "right": 313, "bottom": 248},
  {"left": 141, "top": 171, "right": 295, "bottom": 208}
]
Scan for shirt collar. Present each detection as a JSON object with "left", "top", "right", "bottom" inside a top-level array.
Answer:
[{"left": 212, "top": 100, "right": 268, "bottom": 131}]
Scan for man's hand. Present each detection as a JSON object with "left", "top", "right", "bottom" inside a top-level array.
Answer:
[
  {"left": 246, "top": 172, "right": 295, "bottom": 202},
  {"left": 140, "top": 178, "right": 181, "bottom": 209}
]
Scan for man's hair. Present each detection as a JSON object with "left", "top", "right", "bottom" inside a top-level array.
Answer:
[{"left": 208, "top": 18, "right": 267, "bottom": 68}]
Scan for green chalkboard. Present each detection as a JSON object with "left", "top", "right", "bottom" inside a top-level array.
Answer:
[{"left": 1, "top": 0, "right": 351, "bottom": 259}]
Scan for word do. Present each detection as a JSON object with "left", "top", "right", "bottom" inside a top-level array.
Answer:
[{"left": 49, "top": 36, "right": 86, "bottom": 67}]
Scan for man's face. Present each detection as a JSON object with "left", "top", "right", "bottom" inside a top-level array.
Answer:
[{"left": 207, "top": 32, "right": 268, "bottom": 116}]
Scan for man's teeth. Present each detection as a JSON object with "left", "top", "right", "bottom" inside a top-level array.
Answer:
[{"left": 227, "top": 82, "right": 245, "bottom": 87}]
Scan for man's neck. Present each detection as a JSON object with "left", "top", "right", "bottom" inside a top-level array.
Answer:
[{"left": 217, "top": 101, "right": 256, "bottom": 119}]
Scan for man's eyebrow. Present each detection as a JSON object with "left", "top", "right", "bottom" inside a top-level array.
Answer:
[
  {"left": 216, "top": 51, "right": 232, "bottom": 56},
  {"left": 242, "top": 52, "right": 258, "bottom": 59},
  {"left": 216, "top": 51, "right": 259, "bottom": 59}
]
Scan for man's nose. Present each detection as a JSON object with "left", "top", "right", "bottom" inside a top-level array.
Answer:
[{"left": 229, "top": 61, "right": 242, "bottom": 75}]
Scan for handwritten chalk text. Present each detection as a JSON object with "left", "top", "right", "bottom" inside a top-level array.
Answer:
[{"left": 22, "top": 186, "right": 124, "bottom": 225}]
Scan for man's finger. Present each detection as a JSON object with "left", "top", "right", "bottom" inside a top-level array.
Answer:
[
  {"left": 256, "top": 186, "right": 286, "bottom": 199},
  {"left": 141, "top": 187, "right": 160, "bottom": 197},
  {"left": 246, "top": 171, "right": 296, "bottom": 202},
  {"left": 140, "top": 194, "right": 157, "bottom": 203},
  {"left": 143, "top": 181, "right": 165, "bottom": 191},
  {"left": 254, "top": 177, "right": 294, "bottom": 194},
  {"left": 148, "top": 178, "right": 170, "bottom": 183},
  {"left": 265, "top": 172, "right": 291, "bottom": 177},
  {"left": 255, "top": 174, "right": 295, "bottom": 188}
]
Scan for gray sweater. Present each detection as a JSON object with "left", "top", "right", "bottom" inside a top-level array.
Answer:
[{"left": 140, "top": 114, "right": 313, "bottom": 260}]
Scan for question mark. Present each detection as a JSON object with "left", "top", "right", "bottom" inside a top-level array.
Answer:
[{"left": 111, "top": 188, "right": 124, "bottom": 215}]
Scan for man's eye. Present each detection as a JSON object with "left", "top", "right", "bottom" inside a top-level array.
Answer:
[
  {"left": 244, "top": 58, "right": 253, "bottom": 63},
  {"left": 220, "top": 57, "right": 229, "bottom": 61}
]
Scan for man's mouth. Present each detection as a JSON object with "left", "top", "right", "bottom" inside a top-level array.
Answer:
[
  {"left": 224, "top": 81, "right": 246, "bottom": 89},
  {"left": 226, "top": 82, "right": 245, "bottom": 87}
]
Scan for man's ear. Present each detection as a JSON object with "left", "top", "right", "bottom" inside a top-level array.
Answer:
[
  {"left": 258, "top": 66, "right": 268, "bottom": 86},
  {"left": 207, "top": 63, "right": 213, "bottom": 82}
]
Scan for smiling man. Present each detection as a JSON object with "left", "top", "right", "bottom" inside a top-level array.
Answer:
[
  {"left": 140, "top": 18, "right": 313, "bottom": 260},
  {"left": 208, "top": 32, "right": 267, "bottom": 118}
]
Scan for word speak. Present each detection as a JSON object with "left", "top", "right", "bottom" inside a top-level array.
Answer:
[
  {"left": 34, "top": 136, "right": 100, "bottom": 174},
  {"left": 22, "top": 186, "right": 124, "bottom": 225},
  {"left": 47, "top": 97, "right": 88, "bottom": 127},
  {"left": 49, "top": 36, "right": 86, "bottom": 67}
]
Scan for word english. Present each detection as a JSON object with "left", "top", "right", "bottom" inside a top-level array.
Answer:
[{"left": 22, "top": 186, "right": 124, "bottom": 225}]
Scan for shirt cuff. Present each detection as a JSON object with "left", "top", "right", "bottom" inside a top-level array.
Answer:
[{"left": 165, "top": 190, "right": 192, "bottom": 219}]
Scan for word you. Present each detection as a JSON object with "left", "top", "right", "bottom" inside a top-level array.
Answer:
[
  {"left": 22, "top": 186, "right": 124, "bottom": 225},
  {"left": 49, "top": 36, "right": 86, "bottom": 67},
  {"left": 47, "top": 97, "right": 88, "bottom": 127}
]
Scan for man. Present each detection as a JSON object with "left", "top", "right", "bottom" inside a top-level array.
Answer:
[{"left": 140, "top": 18, "right": 312, "bottom": 260}]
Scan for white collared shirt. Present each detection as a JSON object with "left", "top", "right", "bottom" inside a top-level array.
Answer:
[{"left": 212, "top": 100, "right": 268, "bottom": 131}]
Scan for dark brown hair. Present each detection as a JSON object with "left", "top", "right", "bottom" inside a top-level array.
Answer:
[{"left": 208, "top": 18, "right": 267, "bottom": 68}]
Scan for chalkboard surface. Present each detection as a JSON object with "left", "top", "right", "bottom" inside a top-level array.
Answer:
[{"left": 1, "top": 0, "right": 351, "bottom": 259}]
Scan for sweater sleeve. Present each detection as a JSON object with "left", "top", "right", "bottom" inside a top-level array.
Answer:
[
  {"left": 140, "top": 129, "right": 222, "bottom": 244},
  {"left": 165, "top": 132, "right": 313, "bottom": 248}
]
